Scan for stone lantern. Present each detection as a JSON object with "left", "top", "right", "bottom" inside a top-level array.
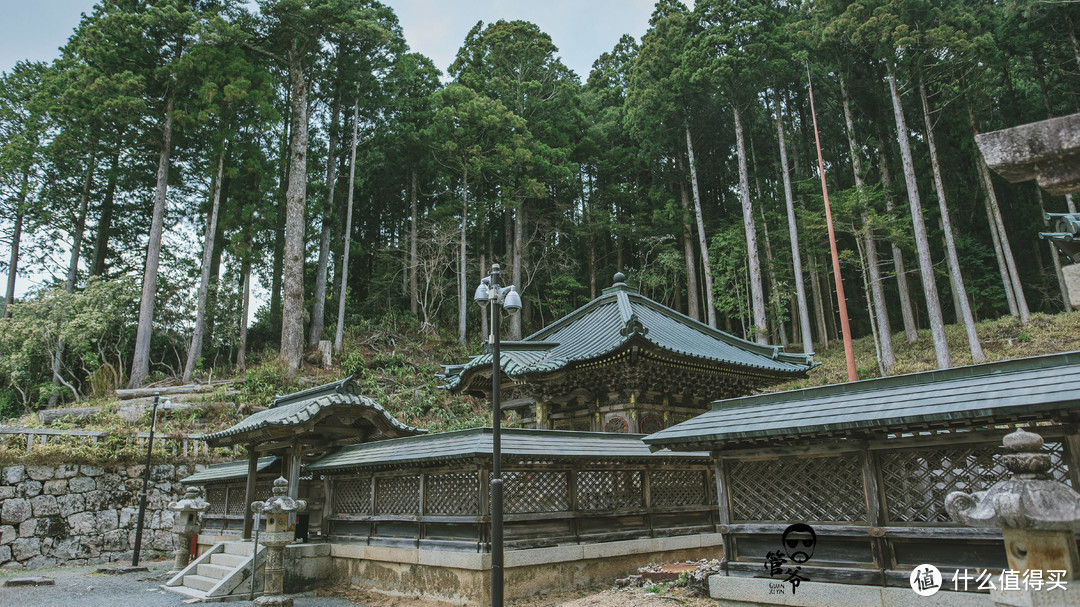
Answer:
[
  {"left": 946, "top": 428, "right": 1080, "bottom": 606},
  {"left": 250, "top": 477, "right": 306, "bottom": 607},
  {"left": 167, "top": 485, "right": 209, "bottom": 570}
]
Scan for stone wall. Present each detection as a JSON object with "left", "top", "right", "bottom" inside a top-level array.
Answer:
[{"left": 0, "top": 463, "right": 201, "bottom": 570}]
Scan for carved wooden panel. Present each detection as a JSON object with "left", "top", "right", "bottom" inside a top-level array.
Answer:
[
  {"left": 504, "top": 471, "right": 569, "bottom": 513},
  {"left": 226, "top": 483, "right": 272, "bottom": 515},
  {"left": 729, "top": 454, "right": 867, "bottom": 523},
  {"left": 426, "top": 472, "right": 479, "bottom": 515},
  {"left": 376, "top": 475, "right": 419, "bottom": 515},
  {"left": 333, "top": 477, "right": 372, "bottom": 515},
  {"left": 651, "top": 469, "right": 707, "bottom": 507},
  {"left": 577, "top": 470, "right": 643, "bottom": 510},
  {"left": 879, "top": 442, "right": 1070, "bottom": 523},
  {"left": 206, "top": 485, "right": 227, "bottom": 515}
]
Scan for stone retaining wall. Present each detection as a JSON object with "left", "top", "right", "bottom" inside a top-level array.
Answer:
[{"left": 0, "top": 463, "right": 203, "bottom": 570}]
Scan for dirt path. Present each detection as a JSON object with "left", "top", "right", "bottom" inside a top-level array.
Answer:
[{"left": 319, "top": 584, "right": 714, "bottom": 607}]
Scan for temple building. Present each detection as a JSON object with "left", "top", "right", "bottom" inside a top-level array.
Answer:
[{"left": 441, "top": 273, "right": 816, "bottom": 434}]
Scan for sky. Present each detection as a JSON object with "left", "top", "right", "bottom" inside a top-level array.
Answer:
[
  {"left": 0, "top": 0, "right": 665, "bottom": 300},
  {"left": 1, "top": 0, "right": 664, "bottom": 79}
]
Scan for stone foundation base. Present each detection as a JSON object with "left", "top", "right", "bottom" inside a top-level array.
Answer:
[
  {"left": 332, "top": 534, "right": 723, "bottom": 605},
  {"left": 709, "top": 575, "right": 988, "bottom": 607}
]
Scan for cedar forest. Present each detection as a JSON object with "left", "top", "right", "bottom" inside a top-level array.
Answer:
[{"left": 0, "top": 0, "right": 1076, "bottom": 415}]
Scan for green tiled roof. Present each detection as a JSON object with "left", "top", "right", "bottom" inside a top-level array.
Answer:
[
  {"left": 181, "top": 456, "right": 278, "bottom": 484},
  {"left": 644, "top": 351, "right": 1080, "bottom": 450},
  {"left": 202, "top": 377, "right": 425, "bottom": 447},
  {"left": 307, "top": 427, "right": 709, "bottom": 472},
  {"left": 442, "top": 279, "right": 815, "bottom": 391}
]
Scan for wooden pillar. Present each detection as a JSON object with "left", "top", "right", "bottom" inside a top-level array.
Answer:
[
  {"left": 287, "top": 443, "right": 302, "bottom": 531},
  {"left": 287, "top": 443, "right": 301, "bottom": 499},
  {"left": 1064, "top": 428, "right": 1080, "bottom": 490},
  {"left": 861, "top": 448, "right": 889, "bottom": 585},
  {"left": 321, "top": 475, "right": 333, "bottom": 537},
  {"left": 713, "top": 454, "right": 733, "bottom": 570},
  {"left": 242, "top": 447, "right": 258, "bottom": 539}
]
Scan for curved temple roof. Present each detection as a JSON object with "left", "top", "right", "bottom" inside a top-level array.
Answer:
[
  {"left": 308, "top": 427, "right": 708, "bottom": 472},
  {"left": 202, "top": 377, "right": 425, "bottom": 448},
  {"left": 442, "top": 274, "right": 815, "bottom": 393}
]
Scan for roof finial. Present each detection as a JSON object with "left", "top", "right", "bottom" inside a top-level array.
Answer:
[{"left": 613, "top": 272, "right": 626, "bottom": 286}]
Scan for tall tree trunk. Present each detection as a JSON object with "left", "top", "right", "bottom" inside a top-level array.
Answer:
[
  {"left": 1069, "top": 17, "right": 1080, "bottom": 71},
  {"left": 976, "top": 151, "right": 1031, "bottom": 322},
  {"left": 3, "top": 174, "right": 27, "bottom": 319},
  {"left": 809, "top": 254, "right": 828, "bottom": 349},
  {"left": 733, "top": 104, "right": 767, "bottom": 343},
  {"left": 237, "top": 255, "right": 251, "bottom": 372},
  {"left": 129, "top": 91, "right": 175, "bottom": 388},
  {"left": 183, "top": 141, "right": 226, "bottom": 382},
  {"left": 409, "top": 167, "right": 419, "bottom": 317},
  {"left": 270, "top": 96, "right": 290, "bottom": 338},
  {"left": 686, "top": 126, "right": 715, "bottom": 327},
  {"left": 759, "top": 206, "right": 787, "bottom": 346},
  {"left": 775, "top": 92, "right": 812, "bottom": 354},
  {"left": 458, "top": 168, "right": 469, "bottom": 344},
  {"left": 310, "top": 96, "right": 341, "bottom": 346},
  {"left": 877, "top": 129, "right": 918, "bottom": 343},
  {"left": 204, "top": 173, "right": 228, "bottom": 348},
  {"left": 920, "top": 83, "right": 984, "bottom": 362},
  {"left": 510, "top": 198, "right": 525, "bottom": 340},
  {"left": 1038, "top": 188, "right": 1072, "bottom": 311},
  {"left": 52, "top": 157, "right": 96, "bottom": 403},
  {"left": 335, "top": 93, "right": 360, "bottom": 353},
  {"left": 983, "top": 192, "right": 1018, "bottom": 315},
  {"left": 840, "top": 75, "right": 894, "bottom": 370},
  {"left": 887, "top": 67, "right": 950, "bottom": 369},
  {"left": 854, "top": 233, "right": 885, "bottom": 376},
  {"left": 280, "top": 45, "right": 310, "bottom": 374},
  {"left": 677, "top": 156, "right": 700, "bottom": 322},
  {"left": 89, "top": 150, "right": 118, "bottom": 278}
]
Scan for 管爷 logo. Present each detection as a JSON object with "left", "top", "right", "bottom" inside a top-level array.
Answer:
[{"left": 764, "top": 523, "right": 816, "bottom": 594}]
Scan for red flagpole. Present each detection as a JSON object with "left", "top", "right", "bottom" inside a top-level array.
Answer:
[{"left": 807, "top": 64, "right": 858, "bottom": 382}]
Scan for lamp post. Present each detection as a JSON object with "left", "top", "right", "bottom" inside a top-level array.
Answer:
[
  {"left": 132, "top": 395, "right": 171, "bottom": 567},
  {"left": 473, "top": 264, "right": 521, "bottom": 607}
]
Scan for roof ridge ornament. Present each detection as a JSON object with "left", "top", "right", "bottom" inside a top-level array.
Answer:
[
  {"left": 620, "top": 313, "right": 649, "bottom": 337},
  {"left": 269, "top": 376, "right": 359, "bottom": 408}
]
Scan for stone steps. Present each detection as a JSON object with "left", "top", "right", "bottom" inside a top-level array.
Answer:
[
  {"left": 196, "top": 563, "right": 232, "bottom": 579},
  {"left": 163, "top": 541, "right": 265, "bottom": 600},
  {"left": 209, "top": 552, "right": 246, "bottom": 568}
]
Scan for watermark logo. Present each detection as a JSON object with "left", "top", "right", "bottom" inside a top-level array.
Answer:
[
  {"left": 910, "top": 564, "right": 942, "bottom": 597},
  {"left": 763, "top": 523, "right": 815, "bottom": 595}
]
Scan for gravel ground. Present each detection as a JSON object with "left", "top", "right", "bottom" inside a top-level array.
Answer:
[
  {"left": 0, "top": 559, "right": 360, "bottom": 607},
  {"left": 0, "top": 560, "right": 712, "bottom": 607}
]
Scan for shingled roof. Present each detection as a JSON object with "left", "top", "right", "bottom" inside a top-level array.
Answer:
[
  {"left": 181, "top": 456, "right": 279, "bottom": 485},
  {"left": 202, "top": 377, "right": 424, "bottom": 448},
  {"left": 643, "top": 351, "right": 1080, "bottom": 451},
  {"left": 307, "top": 427, "right": 708, "bottom": 472},
  {"left": 442, "top": 274, "right": 815, "bottom": 394}
]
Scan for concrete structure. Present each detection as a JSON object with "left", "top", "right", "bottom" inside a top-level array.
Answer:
[
  {"left": 251, "top": 477, "right": 307, "bottom": 607},
  {"left": 975, "top": 113, "right": 1080, "bottom": 196},
  {"left": 166, "top": 485, "right": 207, "bottom": 570},
  {"left": 947, "top": 428, "right": 1080, "bottom": 606}
]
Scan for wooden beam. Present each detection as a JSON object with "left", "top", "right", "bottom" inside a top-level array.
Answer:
[{"left": 241, "top": 448, "right": 258, "bottom": 539}]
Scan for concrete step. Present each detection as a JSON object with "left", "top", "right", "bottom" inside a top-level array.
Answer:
[
  {"left": 210, "top": 552, "right": 247, "bottom": 568},
  {"left": 159, "top": 584, "right": 207, "bottom": 600},
  {"left": 182, "top": 574, "right": 220, "bottom": 593},
  {"left": 223, "top": 542, "right": 260, "bottom": 556},
  {"left": 196, "top": 563, "right": 233, "bottom": 580}
]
